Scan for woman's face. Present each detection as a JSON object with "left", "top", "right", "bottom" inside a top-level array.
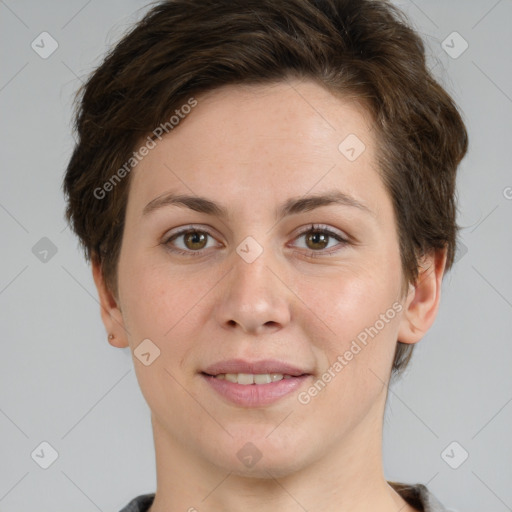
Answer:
[{"left": 113, "top": 80, "right": 413, "bottom": 476}]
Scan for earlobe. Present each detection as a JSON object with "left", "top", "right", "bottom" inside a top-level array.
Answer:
[
  {"left": 91, "top": 256, "right": 129, "bottom": 348},
  {"left": 397, "top": 248, "right": 448, "bottom": 345}
]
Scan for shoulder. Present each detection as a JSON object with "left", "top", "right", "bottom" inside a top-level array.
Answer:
[
  {"left": 388, "top": 481, "right": 452, "bottom": 512},
  {"left": 118, "top": 493, "right": 155, "bottom": 512},
  {"left": 120, "top": 486, "right": 453, "bottom": 512}
]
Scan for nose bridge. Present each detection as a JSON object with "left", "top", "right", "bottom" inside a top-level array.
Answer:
[
  {"left": 214, "top": 233, "right": 292, "bottom": 333},
  {"left": 235, "top": 235, "right": 272, "bottom": 293}
]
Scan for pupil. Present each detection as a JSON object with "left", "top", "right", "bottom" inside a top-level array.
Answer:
[
  {"left": 187, "top": 231, "right": 205, "bottom": 249},
  {"left": 309, "top": 232, "right": 327, "bottom": 249}
]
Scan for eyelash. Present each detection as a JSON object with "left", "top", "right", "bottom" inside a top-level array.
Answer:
[{"left": 162, "top": 224, "right": 350, "bottom": 258}]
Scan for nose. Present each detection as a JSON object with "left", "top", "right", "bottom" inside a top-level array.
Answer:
[{"left": 214, "top": 243, "right": 292, "bottom": 335}]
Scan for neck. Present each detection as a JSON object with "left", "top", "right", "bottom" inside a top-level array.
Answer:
[{"left": 147, "top": 402, "right": 415, "bottom": 512}]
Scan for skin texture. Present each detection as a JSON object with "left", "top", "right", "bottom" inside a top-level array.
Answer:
[{"left": 92, "top": 80, "right": 446, "bottom": 512}]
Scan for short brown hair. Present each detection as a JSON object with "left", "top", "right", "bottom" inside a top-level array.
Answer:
[{"left": 63, "top": 0, "right": 468, "bottom": 378}]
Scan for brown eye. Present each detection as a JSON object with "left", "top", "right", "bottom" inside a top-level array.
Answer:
[
  {"left": 164, "top": 227, "right": 218, "bottom": 256},
  {"left": 305, "top": 231, "right": 330, "bottom": 250},
  {"left": 292, "top": 224, "right": 349, "bottom": 257},
  {"left": 182, "top": 230, "right": 208, "bottom": 250}
]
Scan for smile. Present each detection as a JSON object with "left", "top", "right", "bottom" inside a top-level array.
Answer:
[{"left": 211, "top": 373, "right": 294, "bottom": 384}]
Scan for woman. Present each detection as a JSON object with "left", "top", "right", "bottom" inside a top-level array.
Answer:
[{"left": 63, "top": 1, "right": 468, "bottom": 510}]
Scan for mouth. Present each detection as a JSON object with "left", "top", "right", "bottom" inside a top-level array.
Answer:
[
  {"left": 204, "top": 372, "right": 297, "bottom": 384},
  {"left": 200, "top": 359, "right": 312, "bottom": 407}
]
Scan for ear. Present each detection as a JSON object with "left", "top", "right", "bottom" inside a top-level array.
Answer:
[
  {"left": 91, "top": 256, "right": 129, "bottom": 348},
  {"left": 397, "top": 247, "right": 448, "bottom": 344}
]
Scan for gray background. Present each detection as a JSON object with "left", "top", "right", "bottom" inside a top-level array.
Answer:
[{"left": 1, "top": 0, "right": 511, "bottom": 511}]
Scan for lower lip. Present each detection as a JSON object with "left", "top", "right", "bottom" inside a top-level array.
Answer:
[{"left": 202, "top": 374, "right": 310, "bottom": 407}]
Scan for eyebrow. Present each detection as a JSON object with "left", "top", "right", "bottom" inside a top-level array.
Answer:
[{"left": 142, "top": 190, "right": 374, "bottom": 220}]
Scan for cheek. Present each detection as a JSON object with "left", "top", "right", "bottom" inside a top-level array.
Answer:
[
  {"left": 296, "top": 267, "right": 402, "bottom": 366},
  {"left": 118, "top": 261, "right": 204, "bottom": 407},
  {"left": 118, "top": 255, "right": 215, "bottom": 348}
]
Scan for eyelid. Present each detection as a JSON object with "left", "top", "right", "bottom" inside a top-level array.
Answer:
[{"left": 163, "top": 223, "right": 219, "bottom": 238}]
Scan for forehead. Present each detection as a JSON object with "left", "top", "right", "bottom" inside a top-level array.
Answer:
[{"left": 127, "top": 80, "right": 384, "bottom": 216}]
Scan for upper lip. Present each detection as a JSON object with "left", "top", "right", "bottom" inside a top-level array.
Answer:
[{"left": 202, "top": 359, "right": 310, "bottom": 377}]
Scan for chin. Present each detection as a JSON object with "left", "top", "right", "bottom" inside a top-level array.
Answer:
[
  {"left": 206, "top": 427, "right": 313, "bottom": 478},
  {"left": 221, "top": 453, "right": 309, "bottom": 480}
]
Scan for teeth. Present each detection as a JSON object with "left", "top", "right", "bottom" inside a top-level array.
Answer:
[
  {"left": 237, "top": 373, "right": 254, "bottom": 385},
  {"left": 214, "top": 373, "right": 287, "bottom": 384},
  {"left": 254, "top": 374, "right": 272, "bottom": 384}
]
